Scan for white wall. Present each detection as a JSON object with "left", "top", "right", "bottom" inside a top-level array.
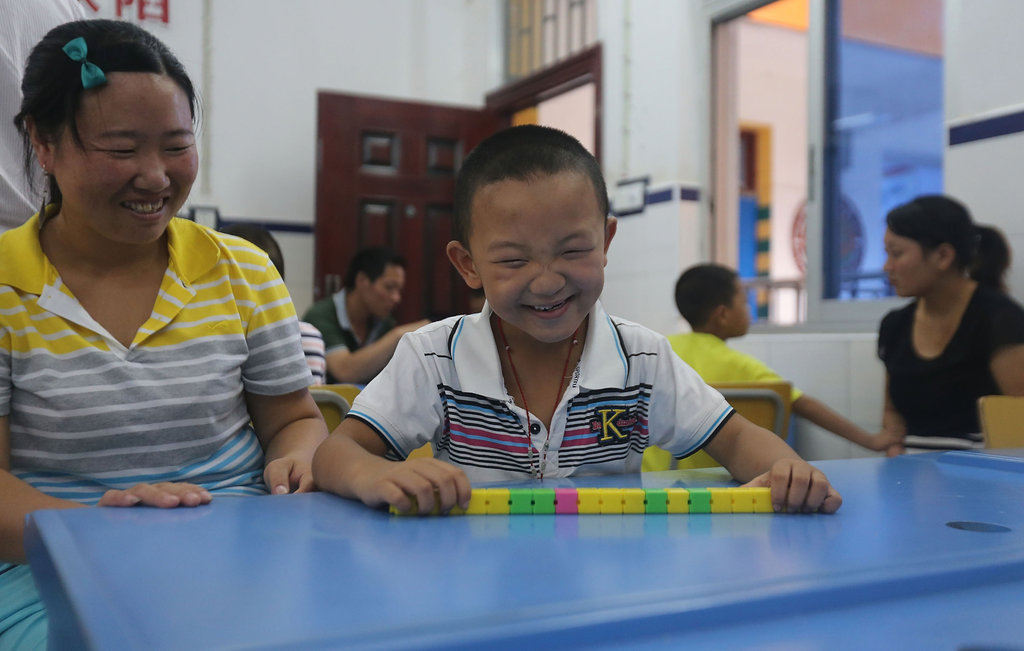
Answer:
[
  {"left": 945, "top": 0, "right": 1024, "bottom": 301},
  {"left": 732, "top": 332, "right": 884, "bottom": 460},
  {"left": 597, "top": 0, "right": 706, "bottom": 334}
]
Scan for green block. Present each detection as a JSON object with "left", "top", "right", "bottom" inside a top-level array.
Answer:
[
  {"left": 532, "top": 489, "right": 556, "bottom": 514},
  {"left": 508, "top": 489, "right": 534, "bottom": 514},
  {"left": 688, "top": 488, "right": 712, "bottom": 513},
  {"left": 644, "top": 489, "right": 668, "bottom": 514}
]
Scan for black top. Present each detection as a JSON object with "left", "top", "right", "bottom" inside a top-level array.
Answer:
[{"left": 878, "top": 285, "right": 1024, "bottom": 438}]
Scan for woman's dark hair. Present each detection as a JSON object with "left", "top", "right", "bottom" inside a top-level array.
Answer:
[
  {"left": 971, "top": 224, "right": 1011, "bottom": 292},
  {"left": 13, "top": 19, "right": 197, "bottom": 211},
  {"left": 885, "top": 195, "right": 976, "bottom": 270}
]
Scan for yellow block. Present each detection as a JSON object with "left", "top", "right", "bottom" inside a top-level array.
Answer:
[
  {"left": 665, "top": 488, "right": 690, "bottom": 513},
  {"left": 622, "top": 488, "right": 647, "bottom": 514},
  {"left": 708, "top": 487, "right": 733, "bottom": 513},
  {"left": 599, "top": 489, "right": 624, "bottom": 514},
  {"left": 577, "top": 488, "right": 602, "bottom": 514},
  {"left": 481, "top": 488, "right": 510, "bottom": 514}
]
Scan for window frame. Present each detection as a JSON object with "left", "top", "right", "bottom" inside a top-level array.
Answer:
[{"left": 702, "top": 0, "right": 913, "bottom": 333}]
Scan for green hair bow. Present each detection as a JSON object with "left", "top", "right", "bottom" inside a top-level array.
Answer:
[{"left": 62, "top": 37, "right": 107, "bottom": 89}]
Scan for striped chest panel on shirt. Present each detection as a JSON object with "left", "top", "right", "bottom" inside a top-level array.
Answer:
[{"left": 437, "top": 383, "right": 652, "bottom": 474}]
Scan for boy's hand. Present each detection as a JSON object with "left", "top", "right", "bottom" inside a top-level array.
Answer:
[
  {"left": 264, "top": 456, "right": 316, "bottom": 495},
  {"left": 866, "top": 428, "right": 904, "bottom": 452},
  {"left": 741, "top": 459, "right": 842, "bottom": 514},
  {"left": 884, "top": 443, "right": 906, "bottom": 457},
  {"left": 97, "top": 482, "right": 212, "bottom": 508},
  {"left": 353, "top": 457, "right": 471, "bottom": 514}
]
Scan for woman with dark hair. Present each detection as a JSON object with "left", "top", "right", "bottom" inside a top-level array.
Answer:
[
  {"left": 878, "top": 195, "right": 1024, "bottom": 454},
  {"left": 1, "top": 20, "right": 326, "bottom": 645}
]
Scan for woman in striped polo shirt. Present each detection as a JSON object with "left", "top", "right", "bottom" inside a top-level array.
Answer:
[{"left": 0, "top": 19, "right": 327, "bottom": 647}]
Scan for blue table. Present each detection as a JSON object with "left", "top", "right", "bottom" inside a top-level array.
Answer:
[{"left": 25, "top": 452, "right": 1024, "bottom": 650}]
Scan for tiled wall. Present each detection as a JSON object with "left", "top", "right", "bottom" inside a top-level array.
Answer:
[
  {"left": 604, "top": 185, "right": 702, "bottom": 336},
  {"left": 730, "top": 332, "right": 886, "bottom": 461}
]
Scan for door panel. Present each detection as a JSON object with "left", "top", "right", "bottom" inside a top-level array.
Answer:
[{"left": 316, "top": 93, "right": 499, "bottom": 322}]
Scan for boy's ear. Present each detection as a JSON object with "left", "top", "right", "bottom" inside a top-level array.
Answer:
[
  {"left": 709, "top": 303, "right": 729, "bottom": 328},
  {"left": 446, "top": 240, "right": 483, "bottom": 289},
  {"left": 602, "top": 216, "right": 618, "bottom": 259}
]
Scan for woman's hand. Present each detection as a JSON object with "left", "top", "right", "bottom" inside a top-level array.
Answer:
[
  {"left": 97, "top": 482, "right": 212, "bottom": 508},
  {"left": 264, "top": 456, "right": 315, "bottom": 494}
]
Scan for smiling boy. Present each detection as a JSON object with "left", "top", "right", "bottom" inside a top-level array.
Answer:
[{"left": 313, "top": 125, "right": 841, "bottom": 515}]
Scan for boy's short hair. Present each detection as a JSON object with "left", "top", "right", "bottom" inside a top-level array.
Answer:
[
  {"left": 344, "top": 246, "right": 406, "bottom": 290},
  {"left": 453, "top": 124, "right": 609, "bottom": 246},
  {"left": 674, "top": 264, "right": 740, "bottom": 328}
]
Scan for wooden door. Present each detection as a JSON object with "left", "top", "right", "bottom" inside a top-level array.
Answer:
[{"left": 316, "top": 93, "right": 500, "bottom": 323}]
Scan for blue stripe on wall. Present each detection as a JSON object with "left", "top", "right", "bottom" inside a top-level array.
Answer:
[
  {"left": 646, "top": 188, "right": 673, "bottom": 205},
  {"left": 645, "top": 186, "right": 700, "bottom": 206},
  {"left": 217, "top": 218, "right": 314, "bottom": 234},
  {"left": 949, "top": 109, "right": 1024, "bottom": 146},
  {"left": 679, "top": 187, "right": 700, "bottom": 202}
]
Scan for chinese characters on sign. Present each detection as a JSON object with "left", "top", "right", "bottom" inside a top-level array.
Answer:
[{"left": 80, "top": 0, "right": 170, "bottom": 24}]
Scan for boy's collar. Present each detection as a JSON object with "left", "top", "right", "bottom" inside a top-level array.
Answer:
[{"left": 450, "top": 301, "right": 628, "bottom": 398}]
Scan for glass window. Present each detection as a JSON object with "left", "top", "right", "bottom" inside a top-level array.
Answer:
[
  {"left": 707, "top": 0, "right": 945, "bottom": 328},
  {"left": 506, "top": 0, "right": 597, "bottom": 82},
  {"left": 822, "top": 0, "right": 944, "bottom": 301}
]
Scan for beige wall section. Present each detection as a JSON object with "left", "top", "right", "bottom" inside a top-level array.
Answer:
[
  {"left": 537, "top": 83, "right": 597, "bottom": 154},
  {"left": 737, "top": 18, "right": 807, "bottom": 324}
]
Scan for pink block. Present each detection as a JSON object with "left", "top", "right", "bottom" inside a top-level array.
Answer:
[{"left": 554, "top": 488, "right": 578, "bottom": 514}]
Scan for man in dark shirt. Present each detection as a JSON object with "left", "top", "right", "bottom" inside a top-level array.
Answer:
[{"left": 304, "top": 247, "right": 428, "bottom": 384}]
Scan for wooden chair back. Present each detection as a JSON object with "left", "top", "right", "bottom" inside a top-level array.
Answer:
[
  {"left": 977, "top": 395, "right": 1024, "bottom": 449},
  {"left": 309, "top": 386, "right": 352, "bottom": 432},
  {"left": 673, "top": 381, "right": 794, "bottom": 470},
  {"left": 313, "top": 383, "right": 433, "bottom": 458}
]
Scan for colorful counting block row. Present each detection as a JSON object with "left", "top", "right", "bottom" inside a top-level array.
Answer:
[{"left": 389, "top": 486, "right": 774, "bottom": 516}]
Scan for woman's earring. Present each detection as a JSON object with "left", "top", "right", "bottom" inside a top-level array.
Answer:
[{"left": 39, "top": 169, "right": 51, "bottom": 218}]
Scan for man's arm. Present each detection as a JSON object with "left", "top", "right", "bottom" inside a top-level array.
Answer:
[{"left": 325, "top": 320, "right": 429, "bottom": 383}]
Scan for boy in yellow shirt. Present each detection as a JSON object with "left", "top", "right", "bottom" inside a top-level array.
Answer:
[{"left": 661, "top": 264, "right": 897, "bottom": 461}]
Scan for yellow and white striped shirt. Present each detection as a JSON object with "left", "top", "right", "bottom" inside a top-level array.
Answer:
[{"left": 0, "top": 214, "right": 312, "bottom": 503}]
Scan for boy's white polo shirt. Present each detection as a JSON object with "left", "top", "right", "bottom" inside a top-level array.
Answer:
[{"left": 349, "top": 301, "right": 733, "bottom": 484}]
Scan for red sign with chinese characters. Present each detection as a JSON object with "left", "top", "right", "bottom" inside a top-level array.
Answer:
[{"left": 80, "top": 0, "right": 170, "bottom": 24}]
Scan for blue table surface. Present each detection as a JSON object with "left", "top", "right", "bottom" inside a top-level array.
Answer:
[{"left": 25, "top": 451, "right": 1024, "bottom": 650}]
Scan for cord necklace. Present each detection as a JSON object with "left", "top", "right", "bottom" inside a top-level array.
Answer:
[{"left": 496, "top": 318, "right": 579, "bottom": 479}]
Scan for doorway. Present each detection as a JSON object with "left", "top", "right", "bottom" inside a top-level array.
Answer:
[{"left": 314, "top": 46, "right": 602, "bottom": 323}]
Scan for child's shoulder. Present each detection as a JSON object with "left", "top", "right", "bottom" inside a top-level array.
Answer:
[
  {"left": 598, "top": 310, "right": 672, "bottom": 350},
  {"left": 402, "top": 313, "right": 477, "bottom": 352}
]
